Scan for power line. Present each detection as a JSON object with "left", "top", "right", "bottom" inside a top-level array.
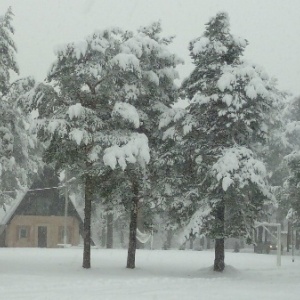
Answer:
[
  {"left": 1, "top": 185, "right": 65, "bottom": 194},
  {"left": 1, "top": 177, "right": 77, "bottom": 195}
]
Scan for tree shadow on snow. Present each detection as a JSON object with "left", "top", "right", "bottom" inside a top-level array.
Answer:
[{"left": 193, "top": 265, "right": 242, "bottom": 279}]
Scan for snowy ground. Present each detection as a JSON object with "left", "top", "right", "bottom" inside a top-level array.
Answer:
[{"left": 0, "top": 247, "right": 299, "bottom": 300}]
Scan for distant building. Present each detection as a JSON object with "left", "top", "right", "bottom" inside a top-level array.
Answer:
[{"left": 0, "top": 168, "right": 84, "bottom": 248}]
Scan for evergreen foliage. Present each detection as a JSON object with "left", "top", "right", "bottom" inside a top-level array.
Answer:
[
  {"left": 0, "top": 8, "right": 40, "bottom": 205},
  {"left": 1, "top": 7, "right": 293, "bottom": 274},
  {"left": 24, "top": 22, "right": 182, "bottom": 268},
  {"left": 283, "top": 96, "right": 300, "bottom": 223},
  {"left": 0, "top": 7, "right": 19, "bottom": 96},
  {"left": 162, "top": 12, "right": 284, "bottom": 271}
]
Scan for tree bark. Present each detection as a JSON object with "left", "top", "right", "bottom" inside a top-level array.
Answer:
[
  {"left": 214, "top": 238, "right": 225, "bottom": 271},
  {"left": 189, "top": 229, "right": 195, "bottom": 250},
  {"left": 136, "top": 204, "right": 144, "bottom": 249},
  {"left": 207, "top": 237, "right": 211, "bottom": 249},
  {"left": 258, "top": 226, "right": 263, "bottom": 243},
  {"left": 190, "top": 238, "right": 194, "bottom": 250},
  {"left": 213, "top": 200, "right": 225, "bottom": 272},
  {"left": 287, "top": 221, "right": 291, "bottom": 252},
  {"left": 165, "top": 229, "right": 173, "bottom": 250},
  {"left": 120, "top": 228, "right": 125, "bottom": 248},
  {"left": 106, "top": 211, "right": 114, "bottom": 249},
  {"left": 82, "top": 174, "right": 92, "bottom": 269},
  {"left": 101, "top": 226, "right": 106, "bottom": 248},
  {"left": 126, "top": 179, "right": 139, "bottom": 269}
]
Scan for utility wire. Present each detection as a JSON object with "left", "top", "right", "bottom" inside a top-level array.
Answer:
[
  {"left": 1, "top": 177, "right": 77, "bottom": 194},
  {"left": 1, "top": 185, "right": 65, "bottom": 194}
]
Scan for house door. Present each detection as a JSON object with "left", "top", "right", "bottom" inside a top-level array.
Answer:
[{"left": 38, "top": 226, "right": 47, "bottom": 247}]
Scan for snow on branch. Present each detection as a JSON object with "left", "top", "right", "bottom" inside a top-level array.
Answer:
[
  {"left": 157, "top": 67, "right": 179, "bottom": 81},
  {"left": 143, "top": 70, "right": 159, "bottom": 86},
  {"left": 162, "top": 127, "right": 176, "bottom": 140},
  {"left": 68, "top": 103, "right": 85, "bottom": 120},
  {"left": 121, "top": 38, "right": 143, "bottom": 58},
  {"left": 217, "top": 71, "right": 235, "bottom": 92},
  {"left": 112, "top": 102, "right": 140, "bottom": 128},
  {"left": 284, "top": 151, "right": 300, "bottom": 165},
  {"left": 192, "top": 37, "right": 210, "bottom": 55},
  {"left": 69, "top": 128, "right": 89, "bottom": 146},
  {"left": 211, "top": 146, "right": 268, "bottom": 194},
  {"left": 217, "top": 63, "right": 270, "bottom": 99},
  {"left": 111, "top": 53, "right": 141, "bottom": 73},
  {"left": 178, "top": 200, "right": 212, "bottom": 243},
  {"left": 103, "top": 133, "right": 150, "bottom": 170},
  {"left": 285, "top": 121, "right": 300, "bottom": 135},
  {"left": 35, "top": 119, "right": 68, "bottom": 135},
  {"left": 232, "top": 35, "right": 248, "bottom": 48},
  {"left": 54, "top": 40, "right": 88, "bottom": 60},
  {"left": 159, "top": 107, "right": 186, "bottom": 129}
]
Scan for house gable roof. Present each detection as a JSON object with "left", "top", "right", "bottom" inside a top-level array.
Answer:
[{"left": 0, "top": 167, "right": 84, "bottom": 234}]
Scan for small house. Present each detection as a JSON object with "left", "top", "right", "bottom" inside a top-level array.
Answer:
[{"left": 0, "top": 168, "right": 84, "bottom": 248}]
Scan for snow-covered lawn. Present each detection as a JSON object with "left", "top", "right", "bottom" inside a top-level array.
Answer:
[{"left": 0, "top": 247, "right": 299, "bottom": 299}]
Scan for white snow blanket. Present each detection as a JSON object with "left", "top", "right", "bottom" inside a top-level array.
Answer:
[{"left": 0, "top": 248, "right": 299, "bottom": 299}]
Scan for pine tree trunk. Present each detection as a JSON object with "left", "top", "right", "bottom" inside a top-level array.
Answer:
[
  {"left": 295, "top": 230, "right": 300, "bottom": 250},
  {"left": 214, "top": 238, "right": 225, "bottom": 271},
  {"left": 82, "top": 174, "right": 92, "bottom": 269},
  {"left": 120, "top": 228, "right": 125, "bottom": 248},
  {"left": 213, "top": 200, "right": 225, "bottom": 272},
  {"left": 165, "top": 229, "right": 173, "bottom": 249},
  {"left": 136, "top": 204, "right": 144, "bottom": 249},
  {"left": 287, "top": 221, "right": 291, "bottom": 252},
  {"left": 126, "top": 179, "right": 139, "bottom": 269},
  {"left": 106, "top": 211, "right": 114, "bottom": 249},
  {"left": 190, "top": 238, "right": 194, "bottom": 250},
  {"left": 258, "top": 226, "right": 263, "bottom": 243},
  {"left": 207, "top": 237, "right": 211, "bottom": 249},
  {"left": 101, "top": 227, "right": 106, "bottom": 248}
]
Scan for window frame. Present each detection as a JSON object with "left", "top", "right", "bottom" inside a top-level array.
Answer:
[{"left": 18, "top": 226, "right": 29, "bottom": 239}]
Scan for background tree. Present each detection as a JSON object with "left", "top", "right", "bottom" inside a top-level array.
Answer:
[
  {"left": 0, "top": 7, "right": 18, "bottom": 96},
  {"left": 282, "top": 96, "right": 300, "bottom": 231},
  {"left": 102, "top": 22, "right": 183, "bottom": 268},
  {"left": 0, "top": 8, "right": 40, "bottom": 204}
]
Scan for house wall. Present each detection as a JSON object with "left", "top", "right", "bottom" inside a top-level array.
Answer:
[{"left": 5, "top": 215, "right": 80, "bottom": 248}]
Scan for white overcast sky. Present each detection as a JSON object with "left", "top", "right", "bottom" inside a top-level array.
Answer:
[{"left": 1, "top": 0, "right": 300, "bottom": 95}]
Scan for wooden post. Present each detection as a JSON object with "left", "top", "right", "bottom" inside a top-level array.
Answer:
[
  {"left": 287, "top": 221, "right": 291, "bottom": 252},
  {"left": 277, "top": 224, "right": 281, "bottom": 267},
  {"left": 292, "top": 225, "right": 295, "bottom": 262},
  {"left": 106, "top": 211, "right": 114, "bottom": 249},
  {"left": 63, "top": 171, "right": 69, "bottom": 245}
]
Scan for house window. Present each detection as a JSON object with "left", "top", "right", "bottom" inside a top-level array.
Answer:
[{"left": 18, "top": 226, "right": 29, "bottom": 239}]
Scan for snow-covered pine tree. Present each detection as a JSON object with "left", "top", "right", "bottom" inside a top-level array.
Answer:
[
  {"left": 154, "top": 105, "right": 196, "bottom": 243},
  {"left": 25, "top": 27, "right": 152, "bottom": 268},
  {"left": 175, "top": 12, "right": 283, "bottom": 271},
  {"left": 0, "top": 8, "right": 40, "bottom": 204},
  {"left": 255, "top": 92, "right": 289, "bottom": 236},
  {"left": 0, "top": 7, "right": 18, "bottom": 96},
  {"left": 26, "top": 22, "right": 180, "bottom": 270},
  {"left": 26, "top": 23, "right": 181, "bottom": 268},
  {"left": 282, "top": 96, "right": 300, "bottom": 225},
  {"left": 104, "top": 22, "right": 183, "bottom": 268}
]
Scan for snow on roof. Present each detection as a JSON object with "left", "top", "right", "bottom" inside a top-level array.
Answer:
[
  {"left": 0, "top": 188, "right": 84, "bottom": 230},
  {"left": 0, "top": 189, "right": 28, "bottom": 227},
  {"left": 69, "top": 193, "right": 84, "bottom": 222}
]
